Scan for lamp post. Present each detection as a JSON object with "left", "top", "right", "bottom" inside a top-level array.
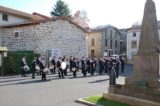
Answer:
[{"left": 0, "top": 47, "right": 8, "bottom": 76}]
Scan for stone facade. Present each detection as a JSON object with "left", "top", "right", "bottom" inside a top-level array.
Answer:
[{"left": 2, "top": 19, "right": 87, "bottom": 58}]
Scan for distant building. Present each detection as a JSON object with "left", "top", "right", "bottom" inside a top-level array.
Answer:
[
  {"left": 88, "top": 25, "right": 122, "bottom": 57},
  {"left": 127, "top": 23, "right": 160, "bottom": 62}
]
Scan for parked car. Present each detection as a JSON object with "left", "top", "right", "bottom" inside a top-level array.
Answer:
[
  {"left": 110, "top": 54, "right": 127, "bottom": 61},
  {"left": 110, "top": 54, "right": 120, "bottom": 59}
]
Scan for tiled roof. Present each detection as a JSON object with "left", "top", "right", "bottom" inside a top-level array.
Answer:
[
  {"left": 91, "top": 25, "right": 122, "bottom": 35},
  {"left": 32, "top": 12, "right": 51, "bottom": 19},
  {"left": 2, "top": 16, "right": 89, "bottom": 33},
  {"left": 0, "top": 6, "right": 88, "bottom": 33},
  {"left": 0, "top": 5, "right": 48, "bottom": 21}
]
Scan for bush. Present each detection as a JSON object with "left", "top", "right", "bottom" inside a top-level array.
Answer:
[{"left": 3, "top": 51, "right": 40, "bottom": 75}]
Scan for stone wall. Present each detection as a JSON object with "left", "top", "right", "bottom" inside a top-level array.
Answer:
[{"left": 2, "top": 19, "right": 87, "bottom": 58}]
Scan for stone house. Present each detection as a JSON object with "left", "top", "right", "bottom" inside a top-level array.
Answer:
[
  {"left": 0, "top": 6, "right": 88, "bottom": 58},
  {"left": 88, "top": 25, "right": 121, "bottom": 57},
  {"left": 127, "top": 23, "right": 160, "bottom": 62}
]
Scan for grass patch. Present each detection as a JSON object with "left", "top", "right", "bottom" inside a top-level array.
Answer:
[{"left": 83, "top": 95, "right": 130, "bottom": 106}]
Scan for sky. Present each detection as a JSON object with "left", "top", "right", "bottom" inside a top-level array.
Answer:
[{"left": 0, "top": 0, "right": 160, "bottom": 29}]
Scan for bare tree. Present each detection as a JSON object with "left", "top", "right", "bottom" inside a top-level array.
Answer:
[{"left": 73, "top": 10, "right": 90, "bottom": 28}]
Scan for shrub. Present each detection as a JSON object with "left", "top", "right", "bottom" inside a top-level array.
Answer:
[{"left": 3, "top": 51, "right": 40, "bottom": 75}]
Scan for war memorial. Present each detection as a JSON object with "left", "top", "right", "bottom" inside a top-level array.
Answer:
[{"left": 103, "top": 0, "right": 160, "bottom": 106}]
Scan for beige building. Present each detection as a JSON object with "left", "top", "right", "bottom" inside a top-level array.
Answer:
[
  {"left": 88, "top": 26, "right": 121, "bottom": 58},
  {"left": 87, "top": 31, "right": 101, "bottom": 57}
]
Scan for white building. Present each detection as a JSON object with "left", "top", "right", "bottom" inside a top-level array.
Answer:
[
  {"left": 0, "top": 6, "right": 49, "bottom": 46},
  {"left": 0, "top": 6, "right": 46, "bottom": 26},
  {"left": 127, "top": 24, "right": 160, "bottom": 62}
]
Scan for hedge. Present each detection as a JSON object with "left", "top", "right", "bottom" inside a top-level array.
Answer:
[{"left": 3, "top": 51, "right": 40, "bottom": 75}]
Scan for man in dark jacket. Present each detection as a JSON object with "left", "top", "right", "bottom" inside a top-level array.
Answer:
[
  {"left": 120, "top": 57, "right": 125, "bottom": 73},
  {"left": 51, "top": 57, "right": 56, "bottom": 74},
  {"left": 31, "top": 57, "right": 37, "bottom": 79},
  {"left": 39, "top": 58, "right": 46, "bottom": 81},
  {"left": 81, "top": 58, "right": 86, "bottom": 77},
  {"left": 72, "top": 57, "right": 77, "bottom": 78}
]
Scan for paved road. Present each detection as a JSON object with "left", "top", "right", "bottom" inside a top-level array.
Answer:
[{"left": 0, "top": 64, "right": 133, "bottom": 106}]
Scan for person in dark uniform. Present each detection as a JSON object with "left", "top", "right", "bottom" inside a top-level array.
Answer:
[
  {"left": 110, "top": 58, "right": 119, "bottom": 78},
  {"left": 86, "top": 58, "right": 91, "bottom": 73},
  {"left": 39, "top": 58, "right": 46, "bottom": 81},
  {"left": 51, "top": 56, "right": 56, "bottom": 74},
  {"left": 31, "top": 57, "right": 37, "bottom": 79},
  {"left": 57, "top": 57, "right": 63, "bottom": 78},
  {"left": 99, "top": 58, "right": 104, "bottom": 75},
  {"left": 72, "top": 57, "right": 77, "bottom": 78},
  {"left": 76, "top": 58, "right": 80, "bottom": 71},
  {"left": 70, "top": 56, "right": 73, "bottom": 72},
  {"left": 120, "top": 57, "right": 125, "bottom": 73},
  {"left": 115, "top": 59, "right": 120, "bottom": 78},
  {"left": 81, "top": 58, "right": 86, "bottom": 77},
  {"left": 90, "top": 58, "right": 96, "bottom": 76},
  {"left": 108, "top": 58, "right": 113, "bottom": 74},
  {"left": 104, "top": 58, "right": 109, "bottom": 74}
]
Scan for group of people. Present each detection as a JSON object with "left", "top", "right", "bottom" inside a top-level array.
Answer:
[
  {"left": 20, "top": 56, "right": 47, "bottom": 80},
  {"left": 20, "top": 55, "right": 125, "bottom": 81}
]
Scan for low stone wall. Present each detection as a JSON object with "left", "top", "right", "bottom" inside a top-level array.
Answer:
[
  {"left": 103, "top": 92, "right": 160, "bottom": 106},
  {"left": 108, "top": 84, "right": 160, "bottom": 103}
]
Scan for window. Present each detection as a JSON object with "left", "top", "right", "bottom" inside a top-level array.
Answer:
[
  {"left": 131, "top": 41, "right": 137, "bottom": 49},
  {"left": 115, "top": 40, "right": 117, "bottom": 48},
  {"left": 105, "top": 30, "right": 107, "bottom": 37},
  {"left": 14, "top": 32, "right": 19, "bottom": 38},
  {"left": 115, "top": 32, "right": 117, "bottom": 38},
  {"left": 115, "top": 51, "right": 117, "bottom": 54},
  {"left": 110, "top": 30, "right": 112, "bottom": 39},
  {"left": 91, "top": 50, "right": 95, "bottom": 57},
  {"left": 110, "top": 40, "right": 112, "bottom": 49},
  {"left": 133, "top": 32, "right": 136, "bottom": 37},
  {"left": 105, "top": 39, "right": 107, "bottom": 46},
  {"left": 2, "top": 14, "right": 8, "bottom": 21},
  {"left": 91, "top": 39, "right": 95, "bottom": 46}
]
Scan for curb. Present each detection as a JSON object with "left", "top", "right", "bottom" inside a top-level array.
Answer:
[{"left": 75, "top": 98, "right": 102, "bottom": 106}]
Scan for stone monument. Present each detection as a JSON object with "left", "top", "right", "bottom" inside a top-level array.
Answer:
[{"left": 103, "top": 0, "right": 160, "bottom": 106}]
